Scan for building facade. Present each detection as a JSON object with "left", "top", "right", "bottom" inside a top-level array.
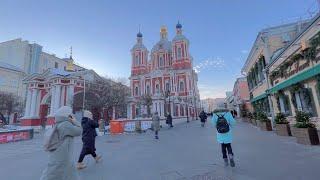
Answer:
[
  {"left": 232, "top": 77, "right": 252, "bottom": 116},
  {"left": 242, "top": 20, "right": 310, "bottom": 119},
  {"left": 127, "top": 23, "right": 200, "bottom": 119},
  {"left": 268, "top": 14, "right": 320, "bottom": 127},
  {"left": 0, "top": 38, "right": 84, "bottom": 100}
]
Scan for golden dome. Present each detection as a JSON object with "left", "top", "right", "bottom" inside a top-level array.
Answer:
[{"left": 160, "top": 25, "right": 167, "bottom": 33}]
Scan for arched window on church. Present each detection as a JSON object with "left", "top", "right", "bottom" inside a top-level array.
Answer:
[
  {"left": 146, "top": 85, "right": 150, "bottom": 95},
  {"left": 165, "top": 82, "right": 170, "bottom": 92},
  {"left": 179, "top": 81, "right": 185, "bottom": 92},
  {"left": 177, "top": 47, "right": 182, "bottom": 59},
  {"left": 159, "top": 56, "right": 164, "bottom": 67},
  {"left": 135, "top": 55, "right": 139, "bottom": 66},
  {"left": 135, "top": 86, "right": 139, "bottom": 96},
  {"left": 156, "top": 84, "right": 160, "bottom": 94}
]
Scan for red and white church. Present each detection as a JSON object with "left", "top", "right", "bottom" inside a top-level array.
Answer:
[{"left": 127, "top": 22, "right": 200, "bottom": 119}]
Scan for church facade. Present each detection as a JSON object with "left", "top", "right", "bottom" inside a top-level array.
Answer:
[{"left": 127, "top": 23, "right": 200, "bottom": 119}]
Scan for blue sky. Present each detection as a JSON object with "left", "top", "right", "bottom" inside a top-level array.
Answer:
[{"left": 0, "top": 0, "right": 318, "bottom": 98}]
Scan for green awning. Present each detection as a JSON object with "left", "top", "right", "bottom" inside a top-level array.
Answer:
[
  {"left": 269, "top": 63, "right": 320, "bottom": 93},
  {"left": 250, "top": 93, "right": 267, "bottom": 102}
]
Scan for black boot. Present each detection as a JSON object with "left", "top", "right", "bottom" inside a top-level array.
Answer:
[
  {"left": 224, "top": 158, "right": 229, "bottom": 167},
  {"left": 229, "top": 154, "right": 235, "bottom": 167}
]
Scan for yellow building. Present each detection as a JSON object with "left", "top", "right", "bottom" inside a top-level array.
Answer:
[
  {"left": 268, "top": 14, "right": 320, "bottom": 127},
  {"left": 242, "top": 20, "right": 310, "bottom": 122}
]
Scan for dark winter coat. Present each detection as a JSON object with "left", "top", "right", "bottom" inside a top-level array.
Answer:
[
  {"left": 81, "top": 117, "right": 99, "bottom": 152},
  {"left": 166, "top": 114, "right": 173, "bottom": 125},
  {"left": 199, "top": 111, "right": 207, "bottom": 122}
]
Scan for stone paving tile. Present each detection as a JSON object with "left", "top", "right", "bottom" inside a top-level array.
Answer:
[{"left": 1, "top": 119, "right": 320, "bottom": 180}]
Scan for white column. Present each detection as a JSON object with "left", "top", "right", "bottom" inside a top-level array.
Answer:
[
  {"left": 310, "top": 84, "right": 320, "bottom": 116},
  {"left": 60, "top": 85, "right": 66, "bottom": 106},
  {"left": 35, "top": 89, "right": 41, "bottom": 117},
  {"left": 49, "top": 86, "right": 56, "bottom": 116},
  {"left": 279, "top": 97, "right": 285, "bottom": 113},
  {"left": 54, "top": 85, "right": 61, "bottom": 111},
  {"left": 295, "top": 92, "right": 303, "bottom": 111},
  {"left": 30, "top": 89, "right": 38, "bottom": 117},
  {"left": 170, "top": 102, "right": 174, "bottom": 117},
  {"left": 66, "top": 85, "right": 74, "bottom": 107},
  {"left": 186, "top": 74, "right": 189, "bottom": 93},
  {"left": 25, "top": 89, "right": 32, "bottom": 117}
]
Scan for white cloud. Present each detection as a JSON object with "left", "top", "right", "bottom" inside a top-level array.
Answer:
[
  {"left": 193, "top": 57, "right": 225, "bottom": 73},
  {"left": 198, "top": 84, "right": 228, "bottom": 99}
]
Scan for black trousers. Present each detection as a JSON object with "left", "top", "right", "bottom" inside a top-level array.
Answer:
[
  {"left": 221, "top": 143, "right": 233, "bottom": 159},
  {"left": 78, "top": 148, "right": 97, "bottom": 163}
]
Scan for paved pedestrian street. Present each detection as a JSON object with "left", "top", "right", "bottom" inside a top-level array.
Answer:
[{"left": 1, "top": 119, "right": 320, "bottom": 180}]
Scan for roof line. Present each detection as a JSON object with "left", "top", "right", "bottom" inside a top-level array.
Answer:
[{"left": 267, "top": 13, "right": 320, "bottom": 69}]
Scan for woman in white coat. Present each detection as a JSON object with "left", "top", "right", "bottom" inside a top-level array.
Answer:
[{"left": 40, "top": 106, "right": 82, "bottom": 180}]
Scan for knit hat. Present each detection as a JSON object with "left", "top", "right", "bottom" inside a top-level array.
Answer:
[{"left": 83, "top": 110, "right": 93, "bottom": 119}]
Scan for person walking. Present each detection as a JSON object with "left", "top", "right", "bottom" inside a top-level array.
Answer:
[
  {"left": 152, "top": 112, "right": 160, "bottom": 139},
  {"left": 211, "top": 109, "right": 236, "bottom": 167},
  {"left": 40, "top": 106, "right": 82, "bottom": 180},
  {"left": 77, "top": 110, "right": 102, "bottom": 169},
  {"left": 199, "top": 110, "right": 207, "bottom": 127},
  {"left": 166, "top": 113, "right": 173, "bottom": 128}
]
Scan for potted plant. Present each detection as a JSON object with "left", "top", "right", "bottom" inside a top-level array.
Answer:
[
  {"left": 291, "top": 111, "right": 319, "bottom": 145},
  {"left": 241, "top": 110, "right": 248, "bottom": 122},
  {"left": 274, "top": 113, "right": 291, "bottom": 136},
  {"left": 251, "top": 112, "right": 258, "bottom": 126},
  {"left": 257, "top": 112, "right": 272, "bottom": 131},
  {"left": 247, "top": 112, "right": 253, "bottom": 124}
]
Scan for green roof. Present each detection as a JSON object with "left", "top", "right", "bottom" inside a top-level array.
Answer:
[
  {"left": 250, "top": 93, "right": 267, "bottom": 102},
  {"left": 269, "top": 63, "right": 320, "bottom": 93}
]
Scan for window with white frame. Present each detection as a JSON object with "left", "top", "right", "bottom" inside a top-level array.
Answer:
[
  {"left": 177, "top": 47, "right": 182, "bottom": 59},
  {"left": 179, "top": 81, "right": 185, "bottom": 92},
  {"left": 159, "top": 56, "right": 164, "bottom": 67},
  {"left": 156, "top": 84, "right": 160, "bottom": 94},
  {"left": 165, "top": 82, "right": 170, "bottom": 92},
  {"left": 135, "top": 86, "right": 139, "bottom": 96},
  {"left": 146, "top": 84, "right": 150, "bottom": 95}
]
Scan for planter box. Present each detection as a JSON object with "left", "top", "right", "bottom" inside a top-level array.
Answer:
[
  {"left": 275, "top": 124, "right": 292, "bottom": 136},
  {"left": 251, "top": 119, "right": 257, "bottom": 126},
  {"left": 258, "top": 121, "right": 272, "bottom": 131},
  {"left": 242, "top": 118, "right": 249, "bottom": 123},
  {"left": 291, "top": 127, "right": 319, "bottom": 145}
]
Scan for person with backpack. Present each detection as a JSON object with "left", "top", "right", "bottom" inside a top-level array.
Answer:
[
  {"left": 77, "top": 110, "right": 102, "bottom": 169},
  {"left": 211, "top": 109, "right": 236, "bottom": 167},
  {"left": 40, "top": 106, "right": 82, "bottom": 180},
  {"left": 199, "top": 110, "right": 207, "bottom": 127}
]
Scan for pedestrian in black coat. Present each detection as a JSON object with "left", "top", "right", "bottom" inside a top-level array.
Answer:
[
  {"left": 199, "top": 111, "right": 207, "bottom": 127},
  {"left": 166, "top": 113, "right": 173, "bottom": 128},
  {"left": 77, "top": 110, "right": 102, "bottom": 169}
]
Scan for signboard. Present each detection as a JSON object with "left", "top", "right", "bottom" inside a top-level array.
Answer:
[
  {"left": 0, "top": 131, "right": 30, "bottom": 144},
  {"left": 124, "top": 122, "right": 136, "bottom": 132},
  {"left": 141, "top": 121, "right": 152, "bottom": 130}
]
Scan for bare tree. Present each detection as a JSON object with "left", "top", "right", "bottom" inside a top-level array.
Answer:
[
  {"left": 0, "top": 92, "right": 24, "bottom": 124},
  {"left": 79, "top": 78, "right": 129, "bottom": 119},
  {"left": 140, "top": 94, "right": 153, "bottom": 117}
]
